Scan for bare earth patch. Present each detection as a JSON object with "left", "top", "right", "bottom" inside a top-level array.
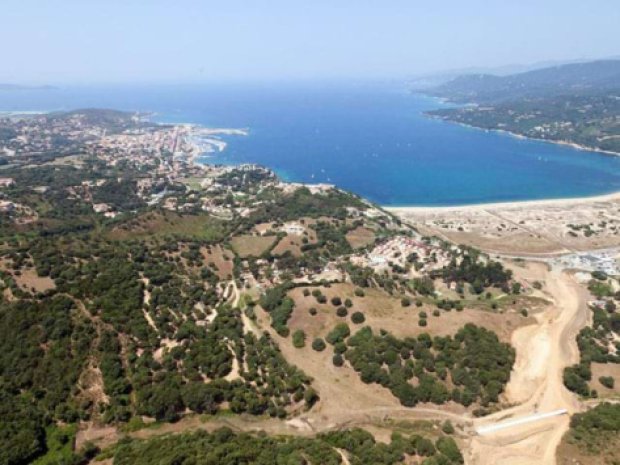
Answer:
[
  {"left": 288, "top": 283, "right": 534, "bottom": 343},
  {"left": 201, "top": 245, "right": 234, "bottom": 279},
  {"left": 231, "top": 234, "right": 276, "bottom": 257},
  {"left": 345, "top": 226, "right": 376, "bottom": 249},
  {"left": 13, "top": 267, "right": 55, "bottom": 293},
  {"left": 590, "top": 363, "right": 620, "bottom": 397},
  {"left": 390, "top": 194, "right": 620, "bottom": 255}
]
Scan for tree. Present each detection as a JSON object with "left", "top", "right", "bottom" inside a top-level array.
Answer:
[
  {"left": 441, "top": 420, "right": 455, "bottom": 435},
  {"left": 416, "top": 437, "right": 436, "bottom": 456},
  {"left": 138, "top": 379, "right": 185, "bottom": 422},
  {"left": 599, "top": 376, "right": 615, "bottom": 389},
  {"left": 312, "top": 338, "right": 326, "bottom": 352},
  {"left": 436, "top": 436, "right": 463, "bottom": 463},
  {"left": 181, "top": 382, "right": 221, "bottom": 414},
  {"left": 292, "top": 330, "right": 306, "bottom": 348},
  {"left": 351, "top": 311, "right": 365, "bottom": 324},
  {"left": 326, "top": 323, "right": 351, "bottom": 345}
]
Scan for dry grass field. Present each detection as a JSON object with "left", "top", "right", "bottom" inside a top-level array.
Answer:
[
  {"left": 201, "top": 245, "right": 234, "bottom": 279},
  {"left": 590, "top": 363, "right": 620, "bottom": 398},
  {"left": 390, "top": 194, "right": 620, "bottom": 254},
  {"left": 287, "top": 283, "right": 537, "bottom": 345},
  {"left": 230, "top": 234, "right": 277, "bottom": 257},
  {"left": 345, "top": 226, "right": 376, "bottom": 249}
]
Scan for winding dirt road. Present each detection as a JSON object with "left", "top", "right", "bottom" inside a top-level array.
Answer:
[
  {"left": 467, "top": 265, "right": 588, "bottom": 465},
  {"left": 77, "top": 265, "right": 588, "bottom": 465}
]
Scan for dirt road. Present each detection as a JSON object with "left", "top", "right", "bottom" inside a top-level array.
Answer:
[
  {"left": 77, "top": 265, "right": 588, "bottom": 465},
  {"left": 467, "top": 265, "right": 588, "bottom": 465}
]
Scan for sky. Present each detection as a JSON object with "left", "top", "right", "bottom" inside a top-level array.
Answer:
[{"left": 2, "top": 0, "right": 619, "bottom": 84}]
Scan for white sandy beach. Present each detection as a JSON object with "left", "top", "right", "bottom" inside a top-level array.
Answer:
[{"left": 384, "top": 189, "right": 620, "bottom": 213}]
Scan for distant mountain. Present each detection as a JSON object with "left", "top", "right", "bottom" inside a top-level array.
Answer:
[
  {"left": 408, "top": 58, "right": 599, "bottom": 90},
  {"left": 425, "top": 60, "right": 620, "bottom": 154},
  {"left": 429, "top": 60, "right": 620, "bottom": 103}
]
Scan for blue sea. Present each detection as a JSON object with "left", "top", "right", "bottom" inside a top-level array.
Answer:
[{"left": 2, "top": 81, "right": 620, "bottom": 206}]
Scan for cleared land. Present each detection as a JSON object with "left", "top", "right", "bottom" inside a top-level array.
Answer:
[
  {"left": 590, "top": 363, "right": 620, "bottom": 397},
  {"left": 272, "top": 231, "right": 318, "bottom": 257},
  {"left": 389, "top": 192, "right": 620, "bottom": 255},
  {"left": 201, "top": 245, "right": 234, "bottom": 279},
  {"left": 230, "top": 234, "right": 277, "bottom": 257},
  {"left": 107, "top": 211, "right": 226, "bottom": 241},
  {"left": 345, "top": 226, "right": 376, "bottom": 249},
  {"left": 287, "top": 283, "right": 537, "bottom": 343}
]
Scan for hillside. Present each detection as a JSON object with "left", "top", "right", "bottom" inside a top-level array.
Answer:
[
  {"left": 0, "top": 110, "right": 541, "bottom": 464},
  {"left": 430, "top": 60, "right": 620, "bottom": 103},
  {"left": 426, "top": 60, "right": 620, "bottom": 153}
]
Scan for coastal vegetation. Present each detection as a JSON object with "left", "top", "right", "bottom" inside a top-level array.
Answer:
[{"left": 427, "top": 60, "right": 620, "bottom": 154}]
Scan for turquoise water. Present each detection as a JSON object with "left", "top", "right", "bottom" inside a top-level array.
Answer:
[{"left": 2, "top": 81, "right": 620, "bottom": 206}]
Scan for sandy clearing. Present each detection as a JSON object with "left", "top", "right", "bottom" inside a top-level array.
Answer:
[
  {"left": 390, "top": 194, "right": 620, "bottom": 255},
  {"left": 385, "top": 190, "right": 620, "bottom": 214},
  {"left": 467, "top": 266, "right": 588, "bottom": 465}
]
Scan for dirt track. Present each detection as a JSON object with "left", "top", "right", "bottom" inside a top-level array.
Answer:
[
  {"left": 77, "top": 266, "right": 588, "bottom": 465},
  {"left": 466, "top": 264, "right": 588, "bottom": 465}
]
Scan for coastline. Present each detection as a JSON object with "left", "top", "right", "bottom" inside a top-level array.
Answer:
[
  {"left": 384, "top": 189, "right": 620, "bottom": 213},
  {"left": 426, "top": 113, "right": 620, "bottom": 158}
]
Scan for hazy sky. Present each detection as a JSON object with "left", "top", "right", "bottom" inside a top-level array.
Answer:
[{"left": 2, "top": 0, "right": 619, "bottom": 84}]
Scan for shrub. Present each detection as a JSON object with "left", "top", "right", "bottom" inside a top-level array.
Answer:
[
  {"left": 292, "top": 330, "right": 306, "bottom": 348},
  {"left": 418, "top": 318, "right": 427, "bottom": 327},
  {"left": 436, "top": 436, "right": 463, "bottom": 463},
  {"left": 354, "top": 288, "right": 365, "bottom": 297},
  {"left": 331, "top": 296, "right": 342, "bottom": 306},
  {"left": 308, "top": 307, "right": 317, "bottom": 316},
  {"left": 303, "top": 289, "right": 310, "bottom": 297},
  {"left": 311, "top": 338, "right": 326, "bottom": 352},
  {"left": 592, "top": 270, "right": 608, "bottom": 281},
  {"left": 432, "top": 309, "right": 440, "bottom": 317},
  {"left": 441, "top": 420, "right": 455, "bottom": 434},
  {"left": 332, "top": 353, "right": 344, "bottom": 367},
  {"left": 599, "top": 376, "right": 615, "bottom": 389},
  {"left": 326, "top": 323, "right": 350, "bottom": 345},
  {"left": 401, "top": 297, "right": 411, "bottom": 307},
  {"left": 416, "top": 437, "right": 436, "bottom": 456},
  {"left": 344, "top": 298, "right": 353, "bottom": 308},
  {"left": 334, "top": 342, "right": 347, "bottom": 354},
  {"left": 336, "top": 306, "right": 348, "bottom": 317},
  {"left": 351, "top": 311, "right": 365, "bottom": 324}
]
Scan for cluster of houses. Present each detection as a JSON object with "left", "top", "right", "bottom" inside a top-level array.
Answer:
[
  {"left": 352, "top": 235, "right": 452, "bottom": 275},
  {"left": 554, "top": 250, "right": 620, "bottom": 276}
]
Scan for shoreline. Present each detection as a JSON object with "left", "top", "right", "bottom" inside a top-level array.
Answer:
[
  {"left": 383, "top": 190, "right": 620, "bottom": 213},
  {"left": 425, "top": 112, "right": 620, "bottom": 158}
]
